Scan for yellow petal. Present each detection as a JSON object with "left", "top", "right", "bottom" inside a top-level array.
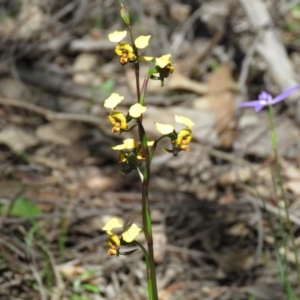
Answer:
[
  {"left": 122, "top": 223, "right": 142, "bottom": 242},
  {"left": 112, "top": 143, "right": 126, "bottom": 150},
  {"left": 123, "top": 138, "right": 136, "bottom": 149},
  {"left": 177, "top": 128, "right": 192, "bottom": 143},
  {"left": 136, "top": 149, "right": 145, "bottom": 160},
  {"left": 129, "top": 103, "right": 147, "bottom": 118},
  {"left": 107, "top": 235, "right": 121, "bottom": 248},
  {"left": 109, "top": 111, "right": 128, "bottom": 131},
  {"left": 108, "top": 248, "right": 118, "bottom": 256},
  {"left": 175, "top": 128, "right": 192, "bottom": 151},
  {"left": 135, "top": 35, "right": 151, "bottom": 49},
  {"left": 147, "top": 141, "right": 154, "bottom": 146},
  {"left": 156, "top": 54, "right": 172, "bottom": 68},
  {"left": 108, "top": 30, "right": 127, "bottom": 42},
  {"left": 175, "top": 115, "right": 195, "bottom": 128},
  {"left": 104, "top": 93, "right": 124, "bottom": 108},
  {"left": 112, "top": 139, "right": 136, "bottom": 150},
  {"left": 119, "top": 151, "right": 127, "bottom": 163},
  {"left": 140, "top": 56, "right": 153, "bottom": 61},
  {"left": 102, "top": 218, "right": 123, "bottom": 235},
  {"left": 155, "top": 122, "right": 174, "bottom": 134},
  {"left": 115, "top": 42, "right": 134, "bottom": 55}
]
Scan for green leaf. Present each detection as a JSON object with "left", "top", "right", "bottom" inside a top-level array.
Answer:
[
  {"left": 101, "top": 79, "right": 115, "bottom": 92},
  {"left": 81, "top": 283, "right": 100, "bottom": 293},
  {"left": 120, "top": 167, "right": 134, "bottom": 175},
  {"left": 71, "top": 295, "right": 90, "bottom": 300},
  {"left": 9, "top": 197, "right": 41, "bottom": 217}
]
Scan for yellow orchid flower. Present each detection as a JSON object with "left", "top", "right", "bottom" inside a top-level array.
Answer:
[
  {"left": 112, "top": 138, "right": 138, "bottom": 163},
  {"left": 156, "top": 54, "right": 172, "bottom": 68},
  {"left": 108, "top": 110, "right": 128, "bottom": 133},
  {"left": 155, "top": 54, "right": 174, "bottom": 77},
  {"left": 173, "top": 115, "right": 194, "bottom": 151},
  {"left": 104, "top": 93, "right": 148, "bottom": 132},
  {"left": 104, "top": 93, "right": 133, "bottom": 133},
  {"left": 102, "top": 217, "right": 142, "bottom": 256},
  {"left": 155, "top": 115, "right": 194, "bottom": 153},
  {"left": 149, "top": 54, "right": 175, "bottom": 86},
  {"left": 108, "top": 30, "right": 151, "bottom": 65},
  {"left": 174, "top": 128, "right": 193, "bottom": 151},
  {"left": 112, "top": 139, "right": 154, "bottom": 163},
  {"left": 115, "top": 42, "right": 137, "bottom": 65}
]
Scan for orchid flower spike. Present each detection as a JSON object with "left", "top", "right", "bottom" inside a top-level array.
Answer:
[{"left": 238, "top": 85, "right": 300, "bottom": 112}]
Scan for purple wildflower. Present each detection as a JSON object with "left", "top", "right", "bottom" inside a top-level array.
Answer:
[{"left": 238, "top": 85, "right": 300, "bottom": 112}]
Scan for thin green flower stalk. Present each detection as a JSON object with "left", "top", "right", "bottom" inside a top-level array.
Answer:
[
  {"left": 134, "top": 240, "right": 156, "bottom": 300},
  {"left": 267, "top": 105, "right": 300, "bottom": 296},
  {"left": 239, "top": 85, "right": 300, "bottom": 297},
  {"left": 102, "top": 4, "right": 191, "bottom": 300},
  {"left": 270, "top": 171, "right": 293, "bottom": 297},
  {"left": 121, "top": 3, "right": 141, "bottom": 101},
  {"left": 250, "top": 182, "right": 289, "bottom": 292}
]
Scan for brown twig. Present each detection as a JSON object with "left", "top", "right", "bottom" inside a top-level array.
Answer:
[{"left": 0, "top": 96, "right": 106, "bottom": 127}]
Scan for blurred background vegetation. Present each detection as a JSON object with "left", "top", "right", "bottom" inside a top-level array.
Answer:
[{"left": 1, "top": 0, "right": 300, "bottom": 299}]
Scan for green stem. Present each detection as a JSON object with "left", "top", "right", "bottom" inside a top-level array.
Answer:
[
  {"left": 141, "top": 188, "right": 158, "bottom": 300},
  {"left": 139, "top": 75, "right": 149, "bottom": 106},
  {"left": 134, "top": 241, "right": 156, "bottom": 300},
  {"left": 250, "top": 182, "right": 286, "bottom": 285},
  {"left": 271, "top": 171, "right": 290, "bottom": 293},
  {"left": 128, "top": 28, "right": 158, "bottom": 298},
  {"left": 128, "top": 28, "right": 140, "bottom": 102},
  {"left": 137, "top": 121, "right": 158, "bottom": 300},
  {"left": 268, "top": 106, "right": 300, "bottom": 295}
]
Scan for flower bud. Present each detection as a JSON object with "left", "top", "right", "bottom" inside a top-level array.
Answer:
[{"left": 120, "top": 3, "right": 130, "bottom": 26}]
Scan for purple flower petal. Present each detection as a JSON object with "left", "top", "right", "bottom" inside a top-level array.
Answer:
[
  {"left": 271, "top": 85, "right": 300, "bottom": 105},
  {"left": 255, "top": 103, "right": 265, "bottom": 112},
  {"left": 238, "top": 84, "right": 299, "bottom": 112},
  {"left": 258, "top": 91, "right": 273, "bottom": 103},
  {"left": 238, "top": 100, "right": 261, "bottom": 108}
]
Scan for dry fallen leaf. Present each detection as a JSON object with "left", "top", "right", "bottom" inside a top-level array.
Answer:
[
  {"left": 0, "top": 78, "right": 23, "bottom": 99},
  {"left": 285, "top": 180, "right": 300, "bottom": 195},
  {"left": 36, "top": 120, "right": 86, "bottom": 146},
  {"left": 73, "top": 53, "right": 100, "bottom": 85},
  {"left": 237, "top": 116, "right": 298, "bottom": 157},
  {"left": 18, "top": 5, "right": 45, "bottom": 38},
  {"left": 0, "top": 125, "right": 39, "bottom": 152},
  {"left": 85, "top": 175, "right": 116, "bottom": 191},
  {"left": 205, "top": 64, "right": 237, "bottom": 148},
  {"left": 166, "top": 71, "right": 207, "bottom": 95},
  {"left": 153, "top": 223, "right": 167, "bottom": 264},
  {"left": 170, "top": 3, "right": 191, "bottom": 23},
  {"left": 227, "top": 222, "right": 250, "bottom": 236},
  {"left": 281, "top": 158, "right": 300, "bottom": 180}
]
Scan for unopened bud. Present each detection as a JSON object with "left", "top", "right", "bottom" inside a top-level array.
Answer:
[{"left": 120, "top": 3, "right": 130, "bottom": 26}]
